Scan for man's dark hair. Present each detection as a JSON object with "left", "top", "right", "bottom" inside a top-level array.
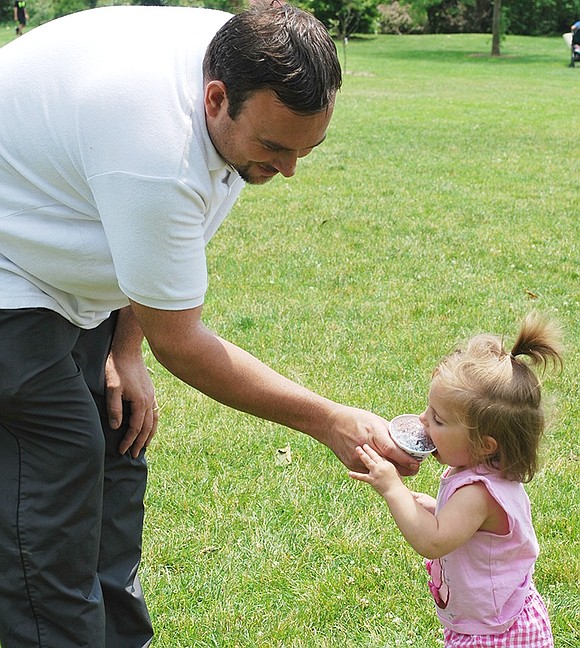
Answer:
[{"left": 203, "top": 4, "right": 342, "bottom": 120}]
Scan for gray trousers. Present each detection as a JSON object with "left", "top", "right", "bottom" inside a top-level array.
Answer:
[{"left": 0, "top": 309, "right": 153, "bottom": 647}]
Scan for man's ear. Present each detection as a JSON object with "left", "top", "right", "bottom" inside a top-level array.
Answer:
[
  {"left": 204, "top": 80, "right": 228, "bottom": 118},
  {"left": 481, "top": 435, "right": 498, "bottom": 456}
]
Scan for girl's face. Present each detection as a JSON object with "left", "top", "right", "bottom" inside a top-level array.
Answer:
[{"left": 419, "top": 383, "right": 471, "bottom": 469}]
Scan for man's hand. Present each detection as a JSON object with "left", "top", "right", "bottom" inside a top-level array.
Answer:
[
  {"left": 106, "top": 307, "right": 159, "bottom": 457},
  {"left": 105, "top": 352, "right": 158, "bottom": 457},
  {"left": 323, "top": 405, "right": 420, "bottom": 476}
]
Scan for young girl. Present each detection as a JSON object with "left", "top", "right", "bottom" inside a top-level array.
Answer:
[{"left": 350, "top": 313, "right": 562, "bottom": 647}]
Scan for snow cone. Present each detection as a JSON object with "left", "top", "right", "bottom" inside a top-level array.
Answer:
[{"left": 389, "top": 414, "right": 436, "bottom": 461}]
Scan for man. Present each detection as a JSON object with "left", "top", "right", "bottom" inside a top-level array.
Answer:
[
  {"left": 0, "top": 5, "right": 418, "bottom": 647},
  {"left": 13, "top": 0, "right": 28, "bottom": 36}
]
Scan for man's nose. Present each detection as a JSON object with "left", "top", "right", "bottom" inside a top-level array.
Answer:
[{"left": 274, "top": 151, "right": 299, "bottom": 178}]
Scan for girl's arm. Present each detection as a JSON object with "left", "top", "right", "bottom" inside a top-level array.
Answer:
[{"left": 350, "top": 444, "right": 498, "bottom": 559}]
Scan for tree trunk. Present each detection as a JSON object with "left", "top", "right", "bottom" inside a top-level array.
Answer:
[{"left": 491, "top": 0, "right": 502, "bottom": 56}]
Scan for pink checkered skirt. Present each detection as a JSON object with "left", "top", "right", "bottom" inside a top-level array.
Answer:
[{"left": 443, "top": 585, "right": 554, "bottom": 648}]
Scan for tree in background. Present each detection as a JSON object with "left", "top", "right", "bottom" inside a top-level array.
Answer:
[
  {"left": 503, "top": 0, "right": 580, "bottom": 35},
  {"left": 377, "top": 1, "right": 425, "bottom": 33},
  {"left": 411, "top": 0, "right": 580, "bottom": 36},
  {"left": 2, "top": 0, "right": 580, "bottom": 39},
  {"left": 0, "top": 0, "right": 243, "bottom": 25},
  {"left": 491, "top": 0, "right": 501, "bottom": 55},
  {"left": 305, "top": 0, "right": 380, "bottom": 38},
  {"left": 419, "top": 0, "right": 491, "bottom": 32}
]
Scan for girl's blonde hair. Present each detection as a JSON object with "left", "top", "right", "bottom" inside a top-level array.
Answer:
[{"left": 432, "top": 313, "right": 563, "bottom": 482}]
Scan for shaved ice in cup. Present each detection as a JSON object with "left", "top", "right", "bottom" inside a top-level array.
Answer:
[{"left": 389, "top": 414, "right": 436, "bottom": 461}]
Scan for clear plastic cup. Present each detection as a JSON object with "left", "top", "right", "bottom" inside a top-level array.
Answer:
[{"left": 389, "top": 414, "right": 436, "bottom": 461}]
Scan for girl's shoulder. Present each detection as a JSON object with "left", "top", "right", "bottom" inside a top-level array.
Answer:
[
  {"left": 443, "top": 464, "right": 519, "bottom": 484},
  {"left": 442, "top": 467, "right": 518, "bottom": 535},
  {"left": 441, "top": 466, "right": 525, "bottom": 504}
]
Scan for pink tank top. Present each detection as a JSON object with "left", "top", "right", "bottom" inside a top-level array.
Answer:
[{"left": 426, "top": 466, "right": 539, "bottom": 635}]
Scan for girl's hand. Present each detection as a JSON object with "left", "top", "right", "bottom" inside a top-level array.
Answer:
[
  {"left": 411, "top": 491, "right": 437, "bottom": 514},
  {"left": 349, "top": 443, "right": 402, "bottom": 497}
]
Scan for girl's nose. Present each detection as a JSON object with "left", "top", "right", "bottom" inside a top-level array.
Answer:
[{"left": 419, "top": 409, "right": 428, "bottom": 426}]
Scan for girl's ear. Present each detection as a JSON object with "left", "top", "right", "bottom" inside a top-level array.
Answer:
[{"left": 481, "top": 435, "right": 498, "bottom": 456}]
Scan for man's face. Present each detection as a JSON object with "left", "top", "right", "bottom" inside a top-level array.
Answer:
[{"left": 205, "top": 83, "right": 334, "bottom": 185}]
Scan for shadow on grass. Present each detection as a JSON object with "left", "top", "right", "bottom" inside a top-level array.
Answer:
[{"left": 371, "top": 47, "right": 564, "bottom": 66}]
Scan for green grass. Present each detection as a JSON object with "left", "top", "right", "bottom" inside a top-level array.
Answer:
[
  {"left": 0, "top": 23, "right": 17, "bottom": 45},
  {"left": 3, "top": 26, "right": 579, "bottom": 646},
  {"left": 143, "top": 33, "right": 579, "bottom": 646}
]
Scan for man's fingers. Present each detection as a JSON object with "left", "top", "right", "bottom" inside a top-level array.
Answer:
[
  {"left": 120, "top": 404, "right": 160, "bottom": 457},
  {"left": 389, "top": 460, "right": 420, "bottom": 477},
  {"left": 376, "top": 430, "right": 420, "bottom": 475},
  {"left": 355, "top": 443, "right": 419, "bottom": 478},
  {"left": 106, "top": 385, "right": 123, "bottom": 429},
  {"left": 145, "top": 406, "right": 160, "bottom": 448}
]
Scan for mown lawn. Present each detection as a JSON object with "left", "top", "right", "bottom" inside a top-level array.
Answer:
[
  {"left": 2, "top": 23, "right": 578, "bottom": 647},
  {"left": 143, "top": 32, "right": 578, "bottom": 647}
]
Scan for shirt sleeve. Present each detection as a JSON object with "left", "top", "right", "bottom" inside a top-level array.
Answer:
[{"left": 89, "top": 170, "right": 210, "bottom": 310}]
